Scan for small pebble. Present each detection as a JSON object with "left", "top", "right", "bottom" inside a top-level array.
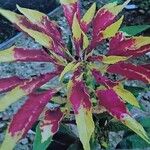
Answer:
[
  {"left": 139, "top": 9, "right": 145, "bottom": 14},
  {"left": 125, "top": 4, "right": 138, "bottom": 10},
  {"left": 20, "top": 138, "right": 28, "bottom": 145}
]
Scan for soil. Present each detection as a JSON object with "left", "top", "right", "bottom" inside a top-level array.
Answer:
[{"left": 0, "top": 0, "right": 150, "bottom": 150}]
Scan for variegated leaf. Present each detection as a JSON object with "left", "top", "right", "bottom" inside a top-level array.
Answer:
[
  {"left": 0, "top": 8, "right": 66, "bottom": 58},
  {"left": 59, "top": 62, "right": 74, "bottom": 81},
  {"left": 89, "top": 0, "right": 130, "bottom": 50},
  {"left": 0, "top": 72, "right": 58, "bottom": 112},
  {"left": 96, "top": 89, "right": 150, "bottom": 143},
  {"left": 102, "top": 16, "right": 124, "bottom": 39},
  {"left": 0, "top": 46, "right": 53, "bottom": 62},
  {"left": 0, "top": 90, "right": 56, "bottom": 150},
  {"left": 108, "top": 32, "right": 150, "bottom": 57},
  {"left": 113, "top": 84, "right": 140, "bottom": 107},
  {"left": 60, "top": 0, "right": 80, "bottom": 27},
  {"left": 16, "top": 5, "right": 62, "bottom": 41},
  {"left": 101, "top": 55, "right": 128, "bottom": 64},
  {"left": 92, "top": 69, "right": 117, "bottom": 88},
  {"left": 81, "top": 3, "right": 96, "bottom": 32},
  {"left": 107, "top": 62, "right": 150, "bottom": 84},
  {"left": 0, "top": 76, "right": 25, "bottom": 93},
  {"left": 33, "top": 108, "right": 63, "bottom": 150},
  {"left": 72, "top": 13, "right": 82, "bottom": 56},
  {"left": 69, "top": 80, "right": 94, "bottom": 150}
]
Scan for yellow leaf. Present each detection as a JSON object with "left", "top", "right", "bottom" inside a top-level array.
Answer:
[
  {"left": 60, "top": 0, "right": 77, "bottom": 5},
  {"left": 0, "top": 46, "right": 15, "bottom": 62},
  {"left": 122, "top": 114, "right": 150, "bottom": 144},
  {"left": 134, "top": 37, "right": 150, "bottom": 49},
  {"left": 113, "top": 84, "right": 140, "bottom": 108},
  {"left": 102, "top": 16, "right": 124, "bottom": 39},
  {"left": 60, "top": 61, "right": 81, "bottom": 81},
  {"left": 49, "top": 50, "right": 67, "bottom": 66},
  {"left": 0, "top": 131, "right": 20, "bottom": 150},
  {"left": 105, "top": 0, "right": 131, "bottom": 15},
  {"left": 0, "top": 8, "right": 54, "bottom": 50},
  {"left": 76, "top": 107, "right": 95, "bottom": 150},
  {"left": 72, "top": 13, "right": 82, "bottom": 41},
  {"left": 19, "top": 26, "right": 53, "bottom": 49},
  {"left": 103, "top": 2, "right": 118, "bottom": 9},
  {"left": 16, "top": 5, "right": 47, "bottom": 24},
  {"left": 0, "top": 86, "right": 26, "bottom": 112},
  {"left": 102, "top": 55, "right": 128, "bottom": 64},
  {"left": 0, "top": 8, "right": 22, "bottom": 23},
  {"left": 81, "top": 3, "right": 96, "bottom": 26},
  {"left": 82, "top": 31, "right": 89, "bottom": 50},
  {"left": 59, "top": 62, "right": 75, "bottom": 81}
]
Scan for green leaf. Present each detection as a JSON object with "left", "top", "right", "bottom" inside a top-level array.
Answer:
[
  {"left": 139, "top": 117, "right": 150, "bottom": 128},
  {"left": 124, "top": 86, "right": 144, "bottom": 97},
  {"left": 120, "top": 25, "right": 150, "bottom": 36},
  {"left": 33, "top": 124, "right": 52, "bottom": 150}
]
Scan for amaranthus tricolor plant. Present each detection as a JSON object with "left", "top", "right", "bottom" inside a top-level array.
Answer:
[{"left": 0, "top": 0, "right": 150, "bottom": 149}]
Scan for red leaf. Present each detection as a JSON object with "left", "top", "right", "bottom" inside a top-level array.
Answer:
[
  {"left": 14, "top": 47, "right": 53, "bottom": 62},
  {"left": 97, "top": 89, "right": 128, "bottom": 119},
  {"left": 87, "top": 55, "right": 103, "bottom": 62},
  {"left": 0, "top": 76, "right": 25, "bottom": 93},
  {"left": 21, "top": 72, "right": 59, "bottom": 94},
  {"left": 92, "top": 69, "right": 117, "bottom": 88},
  {"left": 19, "top": 17, "right": 66, "bottom": 57},
  {"left": 9, "top": 90, "right": 56, "bottom": 137},
  {"left": 60, "top": 0, "right": 80, "bottom": 27},
  {"left": 89, "top": 5, "right": 118, "bottom": 50},
  {"left": 108, "top": 32, "right": 150, "bottom": 57},
  {"left": 107, "top": 62, "right": 150, "bottom": 84},
  {"left": 40, "top": 108, "right": 63, "bottom": 136},
  {"left": 69, "top": 80, "right": 91, "bottom": 114},
  {"left": 140, "top": 64, "right": 150, "bottom": 70}
]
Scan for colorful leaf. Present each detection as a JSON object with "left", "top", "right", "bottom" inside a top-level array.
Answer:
[
  {"left": 108, "top": 32, "right": 150, "bottom": 57},
  {"left": 113, "top": 84, "right": 140, "bottom": 107},
  {"left": 72, "top": 13, "right": 82, "bottom": 56},
  {"left": 69, "top": 80, "right": 94, "bottom": 150},
  {"left": 81, "top": 3, "right": 96, "bottom": 32},
  {"left": 59, "top": 61, "right": 75, "bottom": 81},
  {"left": 89, "top": 0, "right": 130, "bottom": 50},
  {"left": 0, "top": 90, "right": 56, "bottom": 150},
  {"left": 60, "top": 0, "right": 80, "bottom": 27},
  {"left": 97, "top": 88, "right": 128, "bottom": 121},
  {"left": 0, "top": 72, "right": 58, "bottom": 112},
  {"left": 102, "top": 55, "right": 128, "bottom": 64},
  {"left": 107, "top": 62, "right": 150, "bottom": 84},
  {"left": 33, "top": 124, "right": 52, "bottom": 150},
  {"left": 33, "top": 108, "right": 63, "bottom": 150},
  {"left": 92, "top": 69, "right": 117, "bottom": 88},
  {"left": 96, "top": 89, "right": 150, "bottom": 143},
  {"left": 16, "top": 5, "right": 62, "bottom": 40},
  {"left": 0, "top": 46, "right": 53, "bottom": 63},
  {"left": 0, "top": 8, "right": 66, "bottom": 58},
  {"left": 0, "top": 76, "right": 24, "bottom": 93},
  {"left": 102, "top": 16, "right": 124, "bottom": 39}
]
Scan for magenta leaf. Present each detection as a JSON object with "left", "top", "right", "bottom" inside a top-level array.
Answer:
[{"left": 107, "top": 62, "right": 150, "bottom": 84}]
